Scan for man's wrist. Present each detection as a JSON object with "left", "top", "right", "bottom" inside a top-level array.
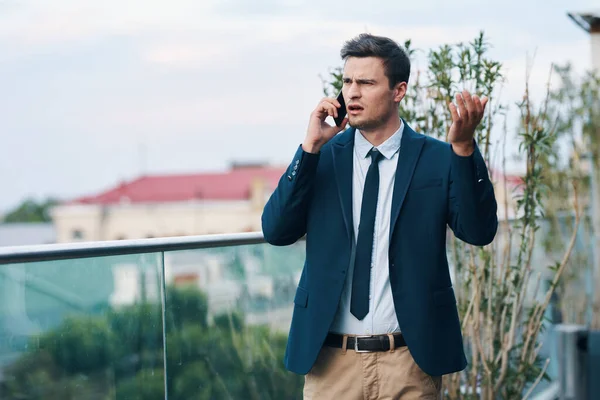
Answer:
[
  {"left": 451, "top": 141, "right": 475, "bottom": 157},
  {"left": 302, "top": 141, "right": 323, "bottom": 154}
]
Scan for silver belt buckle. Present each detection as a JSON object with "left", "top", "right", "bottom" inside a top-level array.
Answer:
[{"left": 354, "top": 335, "right": 373, "bottom": 353}]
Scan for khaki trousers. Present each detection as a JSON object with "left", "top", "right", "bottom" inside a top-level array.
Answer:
[{"left": 303, "top": 342, "right": 442, "bottom": 400}]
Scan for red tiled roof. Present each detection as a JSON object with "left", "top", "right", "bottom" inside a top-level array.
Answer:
[{"left": 68, "top": 166, "right": 287, "bottom": 205}]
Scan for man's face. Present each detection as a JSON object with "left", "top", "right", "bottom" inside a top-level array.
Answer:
[{"left": 342, "top": 56, "right": 405, "bottom": 131}]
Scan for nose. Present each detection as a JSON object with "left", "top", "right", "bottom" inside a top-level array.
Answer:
[{"left": 347, "top": 82, "right": 361, "bottom": 99}]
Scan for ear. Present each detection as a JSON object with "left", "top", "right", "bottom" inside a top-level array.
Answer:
[{"left": 393, "top": 82, "right": 407, "bottom": 103}]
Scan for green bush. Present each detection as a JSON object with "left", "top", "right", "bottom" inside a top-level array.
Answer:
[
  {"left": 116, "top": 368, "right": 165, "bottom": 400},
  {"left": 40, "top": 315, "right": 116, "bottom": 374},
  {"left": 0, "top": 285, "right": 302, "bottom": 400}
]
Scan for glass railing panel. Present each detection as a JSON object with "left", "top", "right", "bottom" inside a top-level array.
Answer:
[
  {"left": 0, "top": 253, "right": 165, "bottom": 399},
  {"left": 163, "top": 241, "right": 306, "bottom": 400}
]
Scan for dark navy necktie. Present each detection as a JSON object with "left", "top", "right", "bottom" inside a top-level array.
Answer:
[{"left": 351, "top": 147, "right": 384, "bottom": 320}]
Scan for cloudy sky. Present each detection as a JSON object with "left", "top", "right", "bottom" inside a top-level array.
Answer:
[{"left": 0, "top": 0, "right": 597, "bottom": 212}]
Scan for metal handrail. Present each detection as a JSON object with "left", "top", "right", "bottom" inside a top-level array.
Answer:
[
  {"left": 0, "top": 232, "right": 268, "bottom": 264},
  {"left": 1, "top": 209, "right": 581, "bottom": 265},
  {"left": 529, "top": 381, "right": 559, "bottom": 400}
]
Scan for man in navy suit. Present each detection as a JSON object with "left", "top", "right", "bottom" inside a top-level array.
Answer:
[{"left": 262, "top": 33, "right": 498, "bottom": 399}]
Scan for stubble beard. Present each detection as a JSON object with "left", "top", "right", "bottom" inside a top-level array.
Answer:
[{"left": 348, "top": 105, "right": 397, "bottom": 133}]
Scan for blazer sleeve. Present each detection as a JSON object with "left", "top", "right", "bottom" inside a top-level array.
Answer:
[
  {"left": 261, "top": 144, "right": 320, "bottom": 246},
  {"left": 447, "top": 140, "right": 498, "bottom": 246}
]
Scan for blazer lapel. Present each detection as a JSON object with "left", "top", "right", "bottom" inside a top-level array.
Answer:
[
  {"left": 332, "top": 128, "right": 355, "bottom": 242},
  {"left": 389, "top": 122, "right": 425, "bottom": 240}
]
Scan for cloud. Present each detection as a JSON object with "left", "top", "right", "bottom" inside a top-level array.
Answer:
[
  {"left": 0, "top": 0, "right": 220, "bottom": 54},
  {"left": 143, "top": 42, "right": 229, "bottom": 69}
]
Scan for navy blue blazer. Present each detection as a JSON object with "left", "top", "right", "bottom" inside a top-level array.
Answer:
[{"left": 261, "top": 121, "right": 498, "bottom": 377}]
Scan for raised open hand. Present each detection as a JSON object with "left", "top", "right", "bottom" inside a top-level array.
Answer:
[{"left": 448, "top": 90, "right": 488, "bottom": 156}]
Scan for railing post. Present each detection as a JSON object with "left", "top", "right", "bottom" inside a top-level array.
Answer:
[
  {"left": 556, "top": 324, "right": 588, "bottom": 400},
  {"left": 589, "top": 330, "right": 600, "bottom": 399}
]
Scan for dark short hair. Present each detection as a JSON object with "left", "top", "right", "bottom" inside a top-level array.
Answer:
[{"left": 340, "top": 33, "right": 411, "bottom": 88}]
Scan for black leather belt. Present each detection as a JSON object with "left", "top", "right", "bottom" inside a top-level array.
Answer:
[{"left": 324, "top": 332, "right": 406, "bottom": 352}]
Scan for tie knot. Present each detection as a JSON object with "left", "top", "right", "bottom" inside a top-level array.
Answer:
[{"left": 369, "top": 148, "right": 384, "bottom": 164}]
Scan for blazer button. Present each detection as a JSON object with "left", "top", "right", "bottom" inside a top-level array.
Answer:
[{"left": 288, "top": 175, "right": 292, "bottom": 181}]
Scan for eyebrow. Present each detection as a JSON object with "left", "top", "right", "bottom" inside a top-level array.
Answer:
[{"left": 343, "top": 77, "right": 377, "bottom": 84}]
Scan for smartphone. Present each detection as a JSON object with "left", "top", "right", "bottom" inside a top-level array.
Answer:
[{"left": 333, "top": 90, "right": 347, "bottom": 127}]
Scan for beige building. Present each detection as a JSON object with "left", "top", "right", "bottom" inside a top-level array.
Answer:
[{"left": 50, "top": 164, "right": 286, "bottom": 243}]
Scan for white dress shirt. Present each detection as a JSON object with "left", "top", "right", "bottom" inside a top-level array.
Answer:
[{"left": 330, "top": 121, "right": 404, "bottom": 335}]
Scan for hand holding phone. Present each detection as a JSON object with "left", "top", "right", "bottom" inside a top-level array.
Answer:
[{"left": 302, "top": 92, "right": 349, "bottom": 153}]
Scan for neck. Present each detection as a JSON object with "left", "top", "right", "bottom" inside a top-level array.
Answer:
[{"left": 359, "top": 116, "right": 402, "bottom": 147}]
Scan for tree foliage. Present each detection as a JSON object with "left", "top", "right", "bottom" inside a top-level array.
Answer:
[
  {"left": 1, "top": 198, "right": 59, "bottom": 223},
  {"left": 0, "top": 285, "right": 303, "bottom": 399}
]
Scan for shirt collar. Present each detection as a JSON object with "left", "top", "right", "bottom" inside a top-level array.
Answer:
[{"left": 354, "top": 120, "right": 404, "bottom": 160}]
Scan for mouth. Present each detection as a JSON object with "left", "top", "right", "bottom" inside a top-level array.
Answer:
[{"left": 347, "top": 104, "right": 364, "bottom": 115}]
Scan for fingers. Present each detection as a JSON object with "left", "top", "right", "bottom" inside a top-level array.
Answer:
[
  {"left": 481, "top": 96, "right": 489, "bottom": 110},
  {"left": 316, "top": 100, "right": 339, "bottom": 119},
  {"left": 456, "top": 93, "right": 468, "bottom": 121},
  {"left": 453, "top": 90, "right": 489, "bottom": 122},
  {"left": 336, "top": 117, "right": 349, "bottom": 131},
  {"left": 462, "top": 90, "right": 476, "bottom": 117},
  {"left": 328, "top": 117, "right": 349, "bottom": 133},
  {"left": 472, "top": 95, "right": 483, "bottom": 115},
  {"left": 320, "top": 97, "right": 342, "bottom": 109},
  {"left": 319, "top": 97, "right": 342, "bottom": 109},
  {"left": 448, "top": 102, "right": 461, "bottom": 125},
  {"left": 315, "top": 97, "right": 343, "bottom": 119},
  {"left": 320, "top": 116, "right": 348, "bottom": 139}
]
